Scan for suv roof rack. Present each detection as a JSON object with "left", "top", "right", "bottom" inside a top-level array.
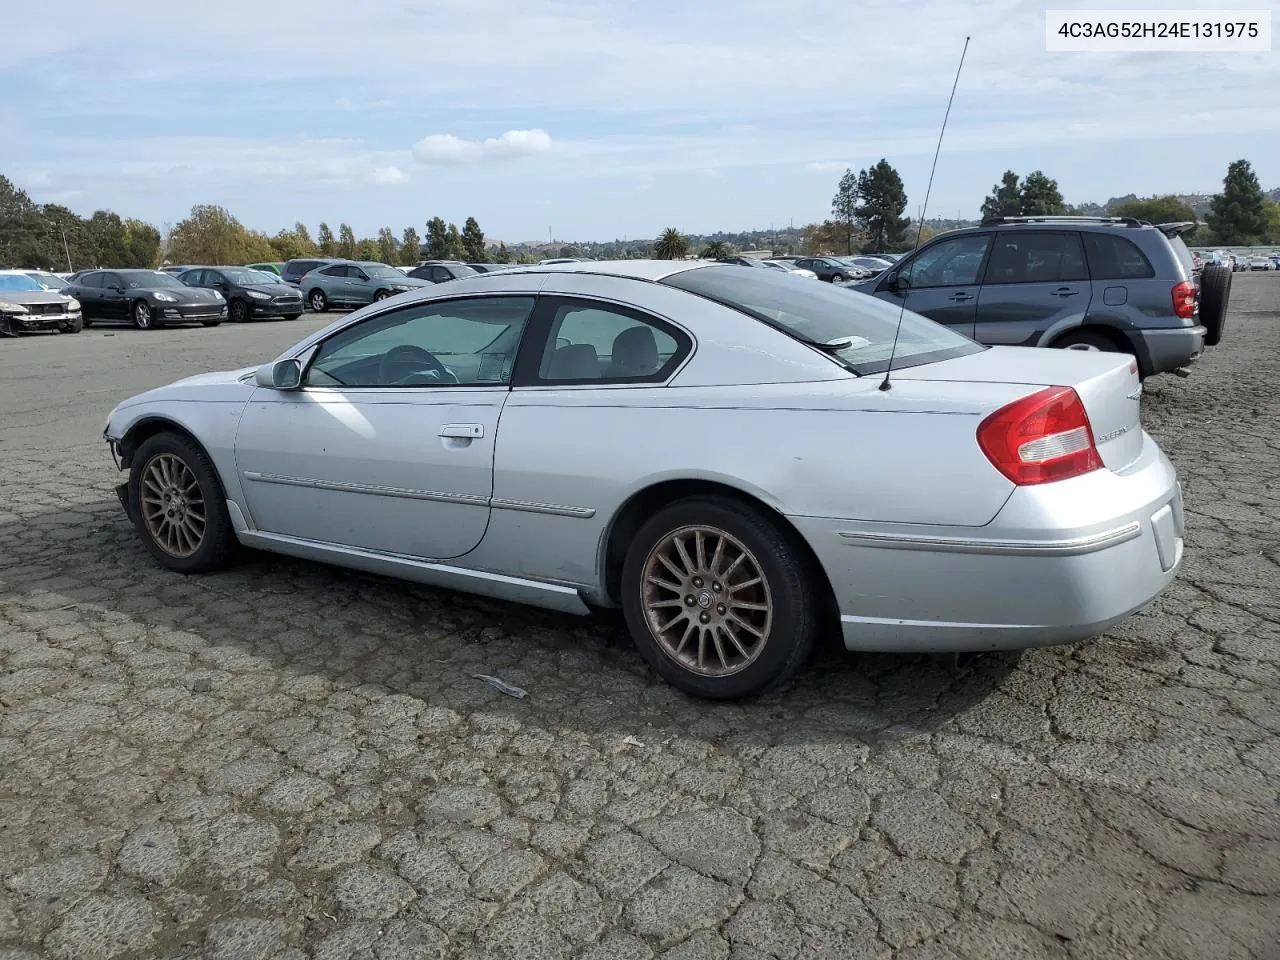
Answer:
[{"left": 980, "top": 215, "right": 1146, "bottom": 228}]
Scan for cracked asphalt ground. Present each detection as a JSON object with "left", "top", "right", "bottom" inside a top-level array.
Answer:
[{"left": 1, "top": 277, "right": 1277, "bottom": 960}]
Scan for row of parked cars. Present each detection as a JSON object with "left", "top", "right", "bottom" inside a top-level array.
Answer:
[{"left": 0, "top": 258, "right": 527, "bottom": 334}]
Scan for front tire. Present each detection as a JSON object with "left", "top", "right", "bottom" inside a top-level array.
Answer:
[
  {"left": 308, "top": 289, "right": 328, "bottom": 312},
  {"left": 620, "top": 497, "right": 819, "bottom": 700},
  {"left": 132, "top": 300, "right": 156, "bottom": 330},
  {"left": 128, "top": 432, "right": 236, "bottom": 574},
  {"left": 229, "top": 299, "right": 250, "bottom": 323},
  {"left": 374, "top": 289, "right": 391, "bottom": 301}
]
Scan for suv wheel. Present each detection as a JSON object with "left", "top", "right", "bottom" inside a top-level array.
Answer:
[
  {"left": 308, "top": 289, "right": 328, "bottom": 312},
  {"left": 1053, "top": 329, "right": 1120, "bottom": 353}
]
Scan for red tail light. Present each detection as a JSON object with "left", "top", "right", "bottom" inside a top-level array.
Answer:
[
  {"left": 977, "top": 386, "right": 1103, "bottom": 486},
  {"left": 1172, "top": 280, "right": 1197, "bottom": 320}
]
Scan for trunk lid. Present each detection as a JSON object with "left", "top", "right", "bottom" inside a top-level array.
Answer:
[{"left": 894, "top": 345, "right": 1145, "bottom": 471}]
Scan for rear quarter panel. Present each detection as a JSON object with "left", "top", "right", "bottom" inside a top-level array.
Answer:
[{"left": 472, "top": 379, "right": 1028, "bottom": 594}]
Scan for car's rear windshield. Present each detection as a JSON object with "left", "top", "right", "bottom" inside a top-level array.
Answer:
[{"left": 662, "top": 264, "right": 984, "bottom": 375}]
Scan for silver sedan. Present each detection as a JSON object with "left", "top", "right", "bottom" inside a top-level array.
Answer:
[{"left": 103, "top": 260, "right": 1185, "bottom": 699}]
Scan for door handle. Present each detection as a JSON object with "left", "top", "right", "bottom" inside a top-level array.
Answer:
[
  {"left": 949, "top": 292, "right": 974, "bottom": 302},
  {"left": 1053, "top": 287, "right": 1080, "bottom": 297},
  {"left": 439, "top": 423, "right": 483, "bottom": 439}
]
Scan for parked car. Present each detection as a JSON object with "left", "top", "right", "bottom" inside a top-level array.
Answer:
[
  {"left": 23, "top": 270, "right": 71, "bottom": 291},
  {"left": 245, "top": 261, "right": 285, "bottom": 277},
  {"left": 158, "top": 264, "right": 197, "bottom": 275},
  {"left": 843, "top": 256, "right": 895, "bottom": 276},
  {"left": 407, "top": 261, "right": 479, "bottom": 284},
  {"left": 281, "top": 257, "right": 341, "bottom": 287},
  {"left": 1246, "top": 256, "right": 1272, "bottom": 271},
  {"left": 63, "top": 269, "right": 226, "bottom": 330},
  {"left": 717, "top": 256, "right": 818, "bottom": 280},
  {"left": 299, "top": 260, "right": 431, "bottom": 312},
  {"left": 758, "top": 260, "right": 819, "bottom": 279},
  {"left": 790, "top": 256, "right": 861, "bottom": 283},
  {"left": 539, "top": 257, "right": 583, "bottom": 264},
  {"left": 466, "top": 262, "right": 511, "bottom": 273},
  {"left": 0, "top": 270, "right": 83, "bottom": 335},
  {"left": 851, "top": 216, "right": 1227, "bottom": 379},
  {"left": 104, "top": 259, "right": 1183, "bottom": 700},
  {"left": 177, "top": 266, "right": 304, "bottom": 322}
]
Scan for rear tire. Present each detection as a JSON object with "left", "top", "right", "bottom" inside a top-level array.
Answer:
[
  {"left": 620, "top": 496, "right": 819, "bottom": 700},
  {"left": 1052, "top": 329, "right": 1121, "bottom": 353},
  {"left": 1198, "top": 264, "right": 1230, "bottom": 347},
  {"left": 128, "top": 432, "right": 237, "bottom": 574}
]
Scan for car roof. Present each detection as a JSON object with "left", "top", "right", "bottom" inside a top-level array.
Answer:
[{"left": 488, "top": 259, "right": 708, "bottom": 282}]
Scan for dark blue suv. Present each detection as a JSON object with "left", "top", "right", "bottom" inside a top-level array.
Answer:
[{"left": 851, "top": 216, "right": 1230, "bottom": 379}]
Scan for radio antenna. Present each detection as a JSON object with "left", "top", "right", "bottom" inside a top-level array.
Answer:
[{"left": 879, "top": 35, "right": 970, "bottom": 392}]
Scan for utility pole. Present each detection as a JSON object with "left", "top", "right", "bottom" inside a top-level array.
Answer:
[{"left": 59, "top": 225, "right": 73, "bottom": 272}]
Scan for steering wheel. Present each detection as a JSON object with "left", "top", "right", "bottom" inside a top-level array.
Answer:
[{"left": 377, "top": 344, "right": 456, "bottom": 385}]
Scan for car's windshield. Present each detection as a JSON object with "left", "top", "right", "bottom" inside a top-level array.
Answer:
[
  {"left": 26, "top": 272, "right": 69, "bottom": 289},
  {"left": 662, "top": 265, "right": 984, "bottom": 375},
  {"left": 222, "top": 268, "right": 280, "bottom": 285},
  {"left": 362, "top": 264, "right": 404, "bottom": 279},
  {"left": 123, "top": 272, "right": 186, "bottom": 289},
  {"left": 0, "top": 275, "right": 45, "bottom": 292}
]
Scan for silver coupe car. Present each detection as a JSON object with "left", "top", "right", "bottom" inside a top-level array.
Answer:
[{"left": 103, "top": 260, "right": 1185, "bottom": 699}]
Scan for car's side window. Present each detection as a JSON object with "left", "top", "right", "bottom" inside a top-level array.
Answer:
[
  {"left": 982, "top": 231, "right": 1090, "bottom": 284},
  {"left": 103, "top": 273, "right": 123, "bottom": 289},
  {"left": 1082, "top": 234, "right": 1155, "bottom": 280},
  {"left": 81, "top": 272, "right": 104, "bottom": 289},
  {"left": 901, "top": 234, "right": 991, "bottom": 288},
  {"left": 351, "top": 267, "right": 369, "bottom": 281},
  {"left": 184, "top": 270, "right": 205, "bottom": 286},
  {"left": 320, "top": 265, "right": 345, "bottom": 278},
  {"left": 303, "top": 296, "right": 536, "bottom": 389},
  {"left": 534, "top": 299, "right": 688, "bottom": 384}
]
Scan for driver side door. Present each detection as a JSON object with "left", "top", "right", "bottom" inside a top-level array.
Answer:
[
  {"left": 233, "top": 295, "right": 536, "bottom": 560},
  {"left": 882, "top": 234, "right": 992, "bottom": 338}
]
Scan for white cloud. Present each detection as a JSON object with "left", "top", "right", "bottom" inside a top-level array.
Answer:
[
  {"left": 805, "top": 162, "right": 851, "bottom": 174},
  {"left": 368, "top": 165, "right": 409, "bottom": 185},
  {"left": 412, "top": 129, "right": 553, "bottom": 166}
]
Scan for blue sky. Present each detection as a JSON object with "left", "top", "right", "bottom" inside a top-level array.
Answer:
[{"left": 4, "top": 0, "right": 1277, "bottom": 243}]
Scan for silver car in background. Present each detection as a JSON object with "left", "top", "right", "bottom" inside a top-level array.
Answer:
[{"left": 104, "top": 260, "right": 1184, "bottom": 699}]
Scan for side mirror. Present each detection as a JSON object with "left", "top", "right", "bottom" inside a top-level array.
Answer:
[
  {"left": 255, "top": 359, "right": 302, "bottom": 390},
  {"left": 886, "top": 273, "right": 909, "bottom": 294}
]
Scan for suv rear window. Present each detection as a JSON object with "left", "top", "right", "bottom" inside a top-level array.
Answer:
[{"left": 1082, "top": 234, "right": 1154, "bottom": 280}]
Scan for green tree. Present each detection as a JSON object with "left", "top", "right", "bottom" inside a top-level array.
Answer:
[
  {"left": 652, "top": 227, "right": 689, "bottom": 260},
  {"left": 700, "top": 239, "right": 730, "bottom": 259},
  {"left": 336, "top": 223, "right": 356, "bottom": 259},
  {"left": 980, "top": 170, "right": 1022, "bottom": 220},
  {"left": 400, "top": 226, "right": 421, "bottom": 265},
  {"left": 376, "top": 227, "right": 398, "bottom": 265},
  {"left": 492, "top": 242, "right": 512, "bottom": 263},
  {"left": 461, "top": 216, "right": 486, "bottom": 262},
  {"left": 1018, "top": 171, "right": 1066, "bottom": 216},
  {"left": 354, "top": 238, "right": 380, "bottom": 261},
  {"left": 1207, "top": 159, "right": 1268, "bottom": 243},
  {"left": 1264, "top": 201, "right": 1280, "bottom": 244},
  {"left": 831, "top": 168, "right": 859, "bottom": 254},
  {"left": 121, "top": 219, "right": 162, "bottom": 268},
  {"left": 424, "top": 217, "right": 450, "bottom": 259},
  {"left": 86, "top": 211, "right": 130, "bottom": 266},
  {"left": 166, "top": 205, "right": 257, "bottom": 264},
  {"left": 445, "top": 223, "right": 465, "bottom": 260},
  {"left": 854, "top": 159, "right": 910, "bottom": 252},
  {"left": 1110, "top": 195, "right": 1198, "bottom": 226},
  {"left": 293, "top": 222, "right": 316, "bottom": 251},
  {"left": 268, "top": 228, "right": 311, "bottom": 261},
  {"left": 40, "top": 203, "right": 92, "bottom": 270},
  {"left": 317, "top": 222, "right": 336, "bottom": 256}
]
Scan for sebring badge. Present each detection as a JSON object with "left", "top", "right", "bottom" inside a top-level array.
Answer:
[{"left": 1096, "top": 424, "right": 1132, "bottom": 444}]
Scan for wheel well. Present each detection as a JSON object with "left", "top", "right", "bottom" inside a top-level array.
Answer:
[
  {"left": 1051, "top": 325, "right": 1134, "bottom": 353},
  {"left": 600, "top": 479, "right": 840, "bottom": 624},
  {"left": 116, "top": 418, "right": 204, "bottom": 470}
]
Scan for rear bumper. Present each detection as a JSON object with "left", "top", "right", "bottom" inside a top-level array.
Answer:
[
  {"left": 791, "top": 435, "right": 1184, "bottom": 653},
  {"left": 1131, "top": 325, "right": 1206, "bottom": 376}
]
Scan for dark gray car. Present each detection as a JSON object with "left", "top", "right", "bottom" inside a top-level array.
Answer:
[{"left": 850, "top": 216, "right": 1229, "bottom": 378}]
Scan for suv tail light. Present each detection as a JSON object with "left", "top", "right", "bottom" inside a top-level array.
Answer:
[
  {"left": 977, "top": 386, "right": 1103, "bottom": 486},
  {"left": 1172, "top": 280, "right": 1197, "bottom": 320}
]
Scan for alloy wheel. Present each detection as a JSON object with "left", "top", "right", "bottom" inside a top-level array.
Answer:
[
  {"left": 640, "top": 524, "right": 773, "bottom": 677},
  {"left": 139, "top": 453, "right": 206, "bottom": 558},
  {"left": 133, "top": 302, "right": 152, "bottom": 329}
]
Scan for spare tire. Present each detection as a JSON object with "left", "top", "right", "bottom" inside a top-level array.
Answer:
[{"left": 1198, "top": 264, "right": 1231, "bottom": 347}]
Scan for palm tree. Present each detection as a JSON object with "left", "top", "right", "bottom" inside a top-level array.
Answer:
[
  {"left": 653, "top": 227, "right": 689, "bottom": 260},
  {"left": 700, "top": 239, "right": 729, "bottom": 259}
]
